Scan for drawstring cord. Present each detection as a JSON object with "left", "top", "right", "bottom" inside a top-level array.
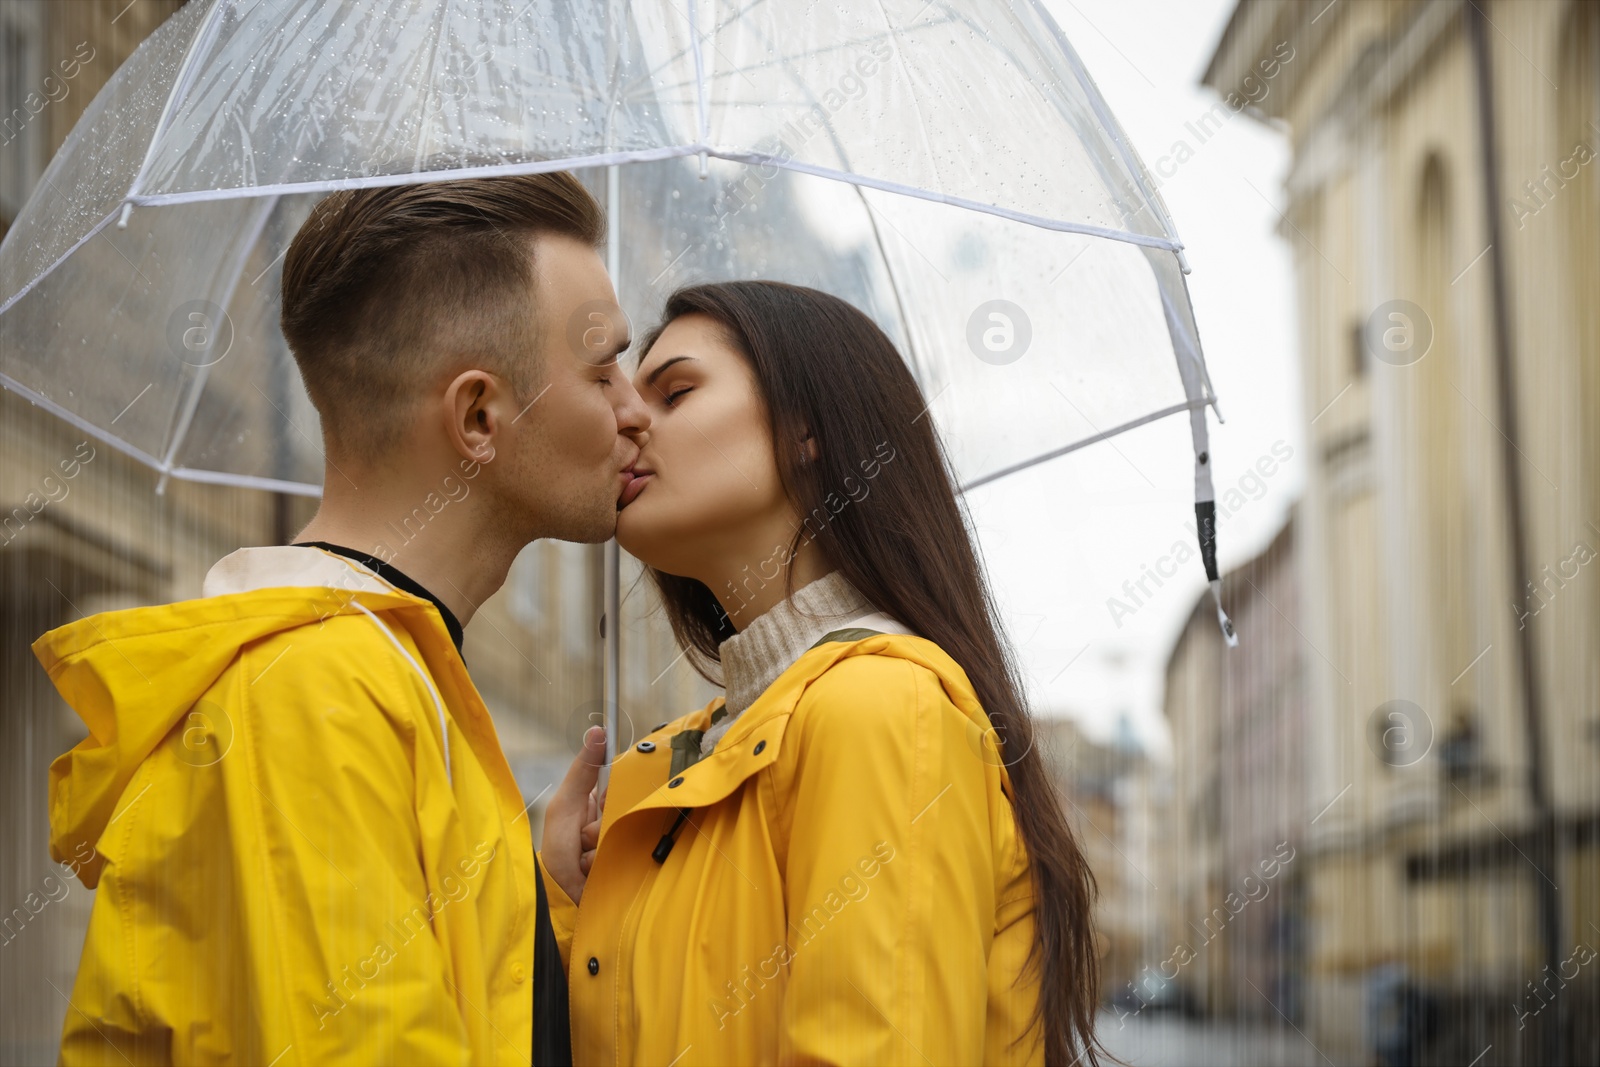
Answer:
[{"left": 653, "top": 807, "right": 692, "bottom": 863}]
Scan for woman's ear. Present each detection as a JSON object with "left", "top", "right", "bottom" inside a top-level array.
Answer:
[{"left": 799, "top": 435, "right": 819, "bottom": 465}]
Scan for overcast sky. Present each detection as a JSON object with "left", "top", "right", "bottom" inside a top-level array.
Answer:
[{"left": 970, "top": 0, "right": 1303, "bottom": 758}]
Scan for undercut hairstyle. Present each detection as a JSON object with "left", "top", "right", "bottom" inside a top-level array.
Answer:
[{"left": 280, "top": 171, "right": 605, "bottom": 461}]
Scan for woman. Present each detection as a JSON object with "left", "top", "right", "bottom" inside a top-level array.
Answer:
[{"left": 543, "top": 281, "right": 1103, "bottom": 1065}]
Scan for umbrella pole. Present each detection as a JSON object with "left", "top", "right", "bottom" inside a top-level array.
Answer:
[
  {"left": 601, "top": 538, "right": 619, "bottom": 797},
  {"left": 599, "top": 164, "right": 623, "bottom": 798}
]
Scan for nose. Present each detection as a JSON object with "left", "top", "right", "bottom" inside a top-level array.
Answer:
[{"left": 612, "top": 370, "right": 652, "bottom": 442}]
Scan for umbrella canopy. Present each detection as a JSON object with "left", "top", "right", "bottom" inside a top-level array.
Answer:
[{"left": 0, "top": 0, "right": 1235, "bottom": 646}]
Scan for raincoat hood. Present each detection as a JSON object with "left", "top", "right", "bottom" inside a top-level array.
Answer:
[
  {"left": 35, "top": 545, "right": 551, "bottom": 1064},
  {"left": 35, "top": 546, "right": 441, "bottom": 887}
]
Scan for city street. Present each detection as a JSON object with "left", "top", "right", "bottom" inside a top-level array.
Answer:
[
  {"left": 1096, "top": 1012, "right": 1336, "bottom": 1067},
  {"left": 2, "top": 0, "right": 1597, "bottom": 1062}
]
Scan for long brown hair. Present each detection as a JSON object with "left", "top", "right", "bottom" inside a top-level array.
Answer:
[{"left": 638, "top": 280, "right": 1103, "bottom": 1065}]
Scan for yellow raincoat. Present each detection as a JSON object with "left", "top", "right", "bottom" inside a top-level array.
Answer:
[
  {"left": 36, "top": 546, "right": 550, "bottom": 1066},
  {"left": 543, "top": 632, "right": 1046, "bottom": 1065}
]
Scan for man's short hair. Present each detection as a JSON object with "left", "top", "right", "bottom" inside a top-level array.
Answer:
[{"left": 280, "top": 171, "right": 605, "bottom": 461}]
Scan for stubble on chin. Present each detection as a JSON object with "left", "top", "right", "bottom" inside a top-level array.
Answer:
[{"left": 546, "top": 493, "right": 619, "bottom": 544}]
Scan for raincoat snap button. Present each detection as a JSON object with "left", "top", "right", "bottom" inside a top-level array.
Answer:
[
  {"left": 669, "top": 776, "right": 685, "bottom": 788},
  {"left": 653, "top": 721, "right": 668, "bottom": 731},
  {"left": 587, "top": 956, "right": 600, "bottom": 976},
  {"left": 637, "top": 741, "right": 656, "bottom": 753},
  {"left": 512, "top": 964, "right": 526, "bottom": 984},
  {"left": 753, "top": 740, "right": 766, "bottom": 755}
]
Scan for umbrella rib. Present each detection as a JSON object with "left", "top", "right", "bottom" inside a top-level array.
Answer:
[
  {"left": 643, "top": 19, "right": 958, "bottom": 97},
  {"left": 161, "top": 467, "right": 324, "bottom": 497},
  {"left": 124, "top": 0, "right": 235, "bottom": 202},
  {"left": 0, "top": 369, "right": 320, "bottom": 498},
  {"left": 0, "top": 369, "right": 168, "bottom": 475},
  {"left": 959, "top": 398, "right": 1212, "bottom": 494},
  {"left": 0, "top": 201, "right": 122, "bottom": 319},
  {"left": 411, "top": 0, "right": 459, "bottom": 174},
  {"left": 114, "top": 144, "right": 1182, "bottom": 252},
  {"left": 706, "top": 150, "right": 1184, "bottom": 251},
  {"left": 626, "top": 0, "right": 779, "bottom": 103},
  {"left": 685, "top": 0, "right": 710, "bottom": 143},
  {"left": 154, "top": 194, "right": 278, "bottom": 491},
  {"left": 868, "top": 0, "right": 941, "bottom": 203},
  {"left": 1021, "top": 0, "right": 1186, "bottom": 259},
  {"left": 852, "top": 183, "right": 925, "bottom": 387}
]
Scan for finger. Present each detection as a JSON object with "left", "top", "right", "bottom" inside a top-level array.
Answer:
[
  {"left": 579, "top": 848, "right": 595, "bottom": 875},
  {"left": 554, "top": 727, "right": 607, "bottom": 814},
  {"left": 580, "top": 820, "right": 600, "bottom": 852}
]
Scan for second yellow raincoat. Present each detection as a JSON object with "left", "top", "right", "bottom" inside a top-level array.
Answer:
[
  {"left": 544, "top": 632, "right": 1046, "bottom": 1065},
  {"left": 36, "top": 545, "right": 551, "bottom": 1065}
]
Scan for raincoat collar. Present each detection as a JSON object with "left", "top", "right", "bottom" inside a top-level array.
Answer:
[
  {"left": 608, "top": 632, "right": 1013, "bottom": 830},
  {"left": 290, "top": 540, "right": 466, "bottom": 654}
]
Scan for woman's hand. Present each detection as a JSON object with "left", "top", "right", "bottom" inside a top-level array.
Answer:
[
  {"left": 579, "top": 787, "right": 603, "bottom": 874},
  {"left": 542, "top": 726, "right": 606, "bottom": 903}
]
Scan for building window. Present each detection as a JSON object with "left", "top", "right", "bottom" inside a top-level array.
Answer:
[{"left": 1438, "top": 704, "right": 1494, "bottom": 788}]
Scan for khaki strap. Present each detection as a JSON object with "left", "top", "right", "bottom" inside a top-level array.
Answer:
[{"left": 807, "top": 627, "right": 886, "bottom": 651}]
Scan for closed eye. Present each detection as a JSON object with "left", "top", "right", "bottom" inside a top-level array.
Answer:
[{"left": 663, "top": 386, "right": 692, "bottom": 406}]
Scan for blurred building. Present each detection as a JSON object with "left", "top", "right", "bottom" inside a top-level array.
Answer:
[
  {"left": 1036, "top": 715, "right": 1166, "bottom": 1004},
  {"left": 1204, "top": 0, "right": 1599, "bottom": 1061},
  {"left": 0, "top": 3, "right": 713, "bottom": 1062},
  {"left": 1163, "top": 512, "right": 1309, "bottom": 1023}
]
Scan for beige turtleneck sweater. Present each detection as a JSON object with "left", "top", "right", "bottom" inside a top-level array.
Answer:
[{"left": 700, "top": 570, "right": 916, "bottom": 755}]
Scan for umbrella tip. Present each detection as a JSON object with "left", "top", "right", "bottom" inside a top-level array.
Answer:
[
  {"left": 698, "top": 151, "right": 709, "bottom": 180},
  {"left": 116, "top": 202, "right": 133, "bottom": 230}
]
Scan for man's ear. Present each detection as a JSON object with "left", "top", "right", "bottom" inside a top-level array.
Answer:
[{"left": 443, "top": 369, "right": 502, "bottom": 464}]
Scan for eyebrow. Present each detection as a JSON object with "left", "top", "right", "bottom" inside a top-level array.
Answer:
[
  {"left": 585, "top": 339, "right": 631, "bottom": 374},
  {"left": 642, "top": 354, "right": 697, "bottom": 392}
]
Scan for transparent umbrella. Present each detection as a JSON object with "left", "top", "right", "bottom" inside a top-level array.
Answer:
[{"left": 0, "top": 0, "right": 1238, "bottom": 782}]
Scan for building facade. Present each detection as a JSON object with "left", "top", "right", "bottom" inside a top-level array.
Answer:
[
  {"left": 1162, "top": 514, "right": 1308, "bottom": 1023},
  {"left": 1203, "top": 0, "right": 1599, "bottom": 1060},
  {"left": 1035, "top": 714, "right": 1166, "bottom": 1008}
]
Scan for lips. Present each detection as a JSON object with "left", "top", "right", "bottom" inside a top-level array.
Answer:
[{"left": 618, "top": 469, "right": 653, "bottom": 509}]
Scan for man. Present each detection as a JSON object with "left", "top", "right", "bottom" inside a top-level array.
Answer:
[{"left": 33, "top": 172, "right": 646, "bottom": 1064}]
